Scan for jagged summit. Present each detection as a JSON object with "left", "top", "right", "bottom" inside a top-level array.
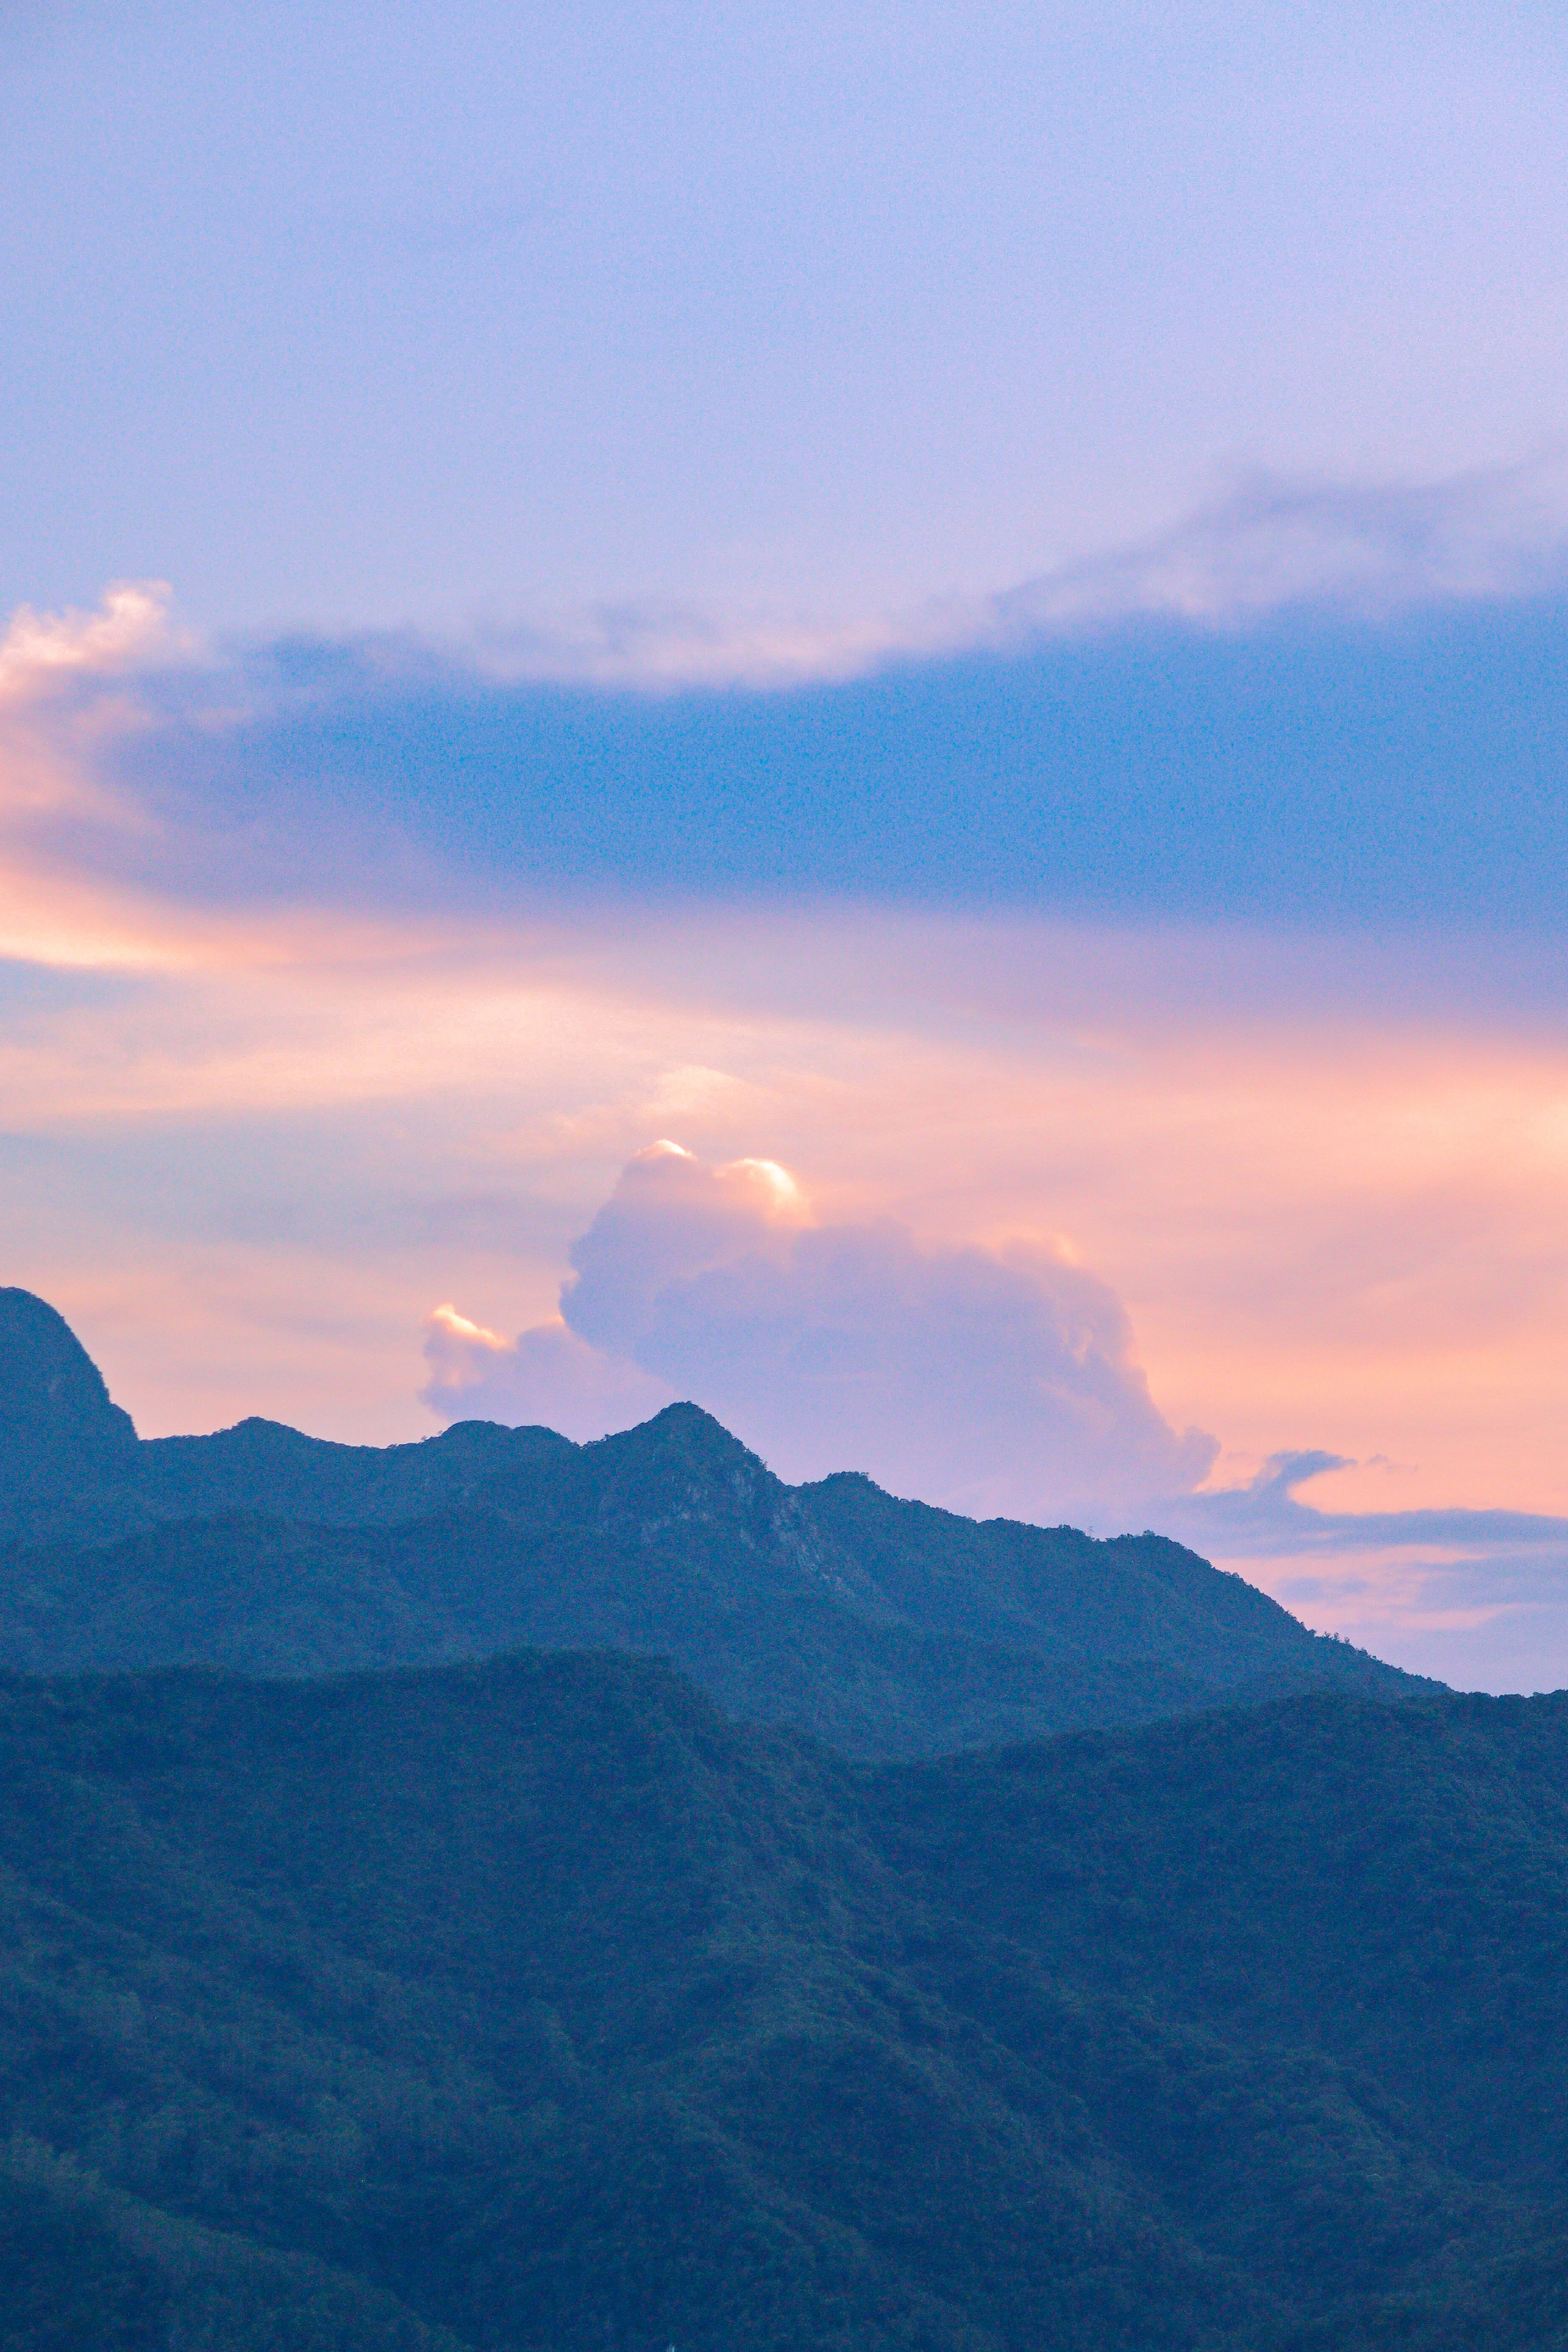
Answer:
[
  {"left": 0, "top": 1287, "right": 138, "bottom": 1500},
  {"left": 583, "top": 1399, "right": 772, "bottom": 1491},
  {"left": 462, "top": 1399, "right": 780, "bottom": 1546}
]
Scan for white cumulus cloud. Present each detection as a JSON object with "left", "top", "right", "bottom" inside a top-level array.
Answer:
[{"left": 423, "top": 1143, "right": 1216, "bottom": 1526}]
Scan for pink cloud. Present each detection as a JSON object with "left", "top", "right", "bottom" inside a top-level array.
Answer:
[
  {"left": 422, "top": 1303, "right": 673, "bottom": 1441},
  {"left": 426, "top": 1143, "right": 1217, "bottom": 1523}
]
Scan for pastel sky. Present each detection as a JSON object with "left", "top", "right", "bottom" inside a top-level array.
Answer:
[{"left": 5, "top": 2, "right": 1568, "bottom": 1691}]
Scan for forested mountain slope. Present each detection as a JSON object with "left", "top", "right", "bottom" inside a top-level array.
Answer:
[
  {"left": 0, "top": 1653, "right": 1563, "bottom": 2351},
  {"left": 0, "top": 1287, "right": 1427, "bottom": 1753}
]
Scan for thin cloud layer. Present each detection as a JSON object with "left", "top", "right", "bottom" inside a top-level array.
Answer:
[
  {"left": 425, "top": 1142, "right": 1218, "bottom": 1523},
  {"left": 9, "top": 463, "right": 1568, "bottom": 935},
  {"left": 428, "top": 463, "right": 1568, "bottom": 684},
  {"left": 1179, "top": 1449, "right": 1568, "bottom": 1560},
  {"left": 1171, "top": 1454, "right": 1568, "bottom": 1694},
  {"left": 63, "top": 541, "right": 1568, "bottom": 937},
  {"left": 994, "top": 459, "right": 1568, "bottom": 633}
]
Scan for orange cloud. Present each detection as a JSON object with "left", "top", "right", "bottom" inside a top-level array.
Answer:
[
  {"left": 5, "top": 895, "right": 1568, "bottom": 1534},
  {"left": 3, "top": 586, "right": 1568, "bottom": 1684}
]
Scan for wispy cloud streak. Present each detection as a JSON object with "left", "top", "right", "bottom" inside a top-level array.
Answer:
[
  {"left": 1171, "top": 1455, "right": 1568, "bottom": 1693},
  {"left": 304, "top": 459, "right": 1568, "bottom": 688},
  {"left": 1179, "top": 1451, "right": 1568, "bottom": 1559}
]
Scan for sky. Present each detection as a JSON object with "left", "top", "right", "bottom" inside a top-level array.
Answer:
[{"left": 4, "top": 1, "right": 1568, "bottom": 1690}]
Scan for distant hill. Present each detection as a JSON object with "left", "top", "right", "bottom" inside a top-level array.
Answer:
[
  {"left": 0, "top": 1290, "right": 1431, "bottom": 1753},
  {"left": 0, "top": 1650, "right": 1562, "bottom": 2350}
]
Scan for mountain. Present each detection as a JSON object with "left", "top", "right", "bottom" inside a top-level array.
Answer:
[
  {"left": 1285, "top": 2225, "right": 1568, "bottom": 2352},
  {"left": 0, "top": 1290, "right": 1430, "bottom": 1754},
  {"left": 0, "top": 1287, "right": 138, "bottom": 1506},
  {"left": 0, "top": 1650, "right": 1562, "bottom": 2351}
]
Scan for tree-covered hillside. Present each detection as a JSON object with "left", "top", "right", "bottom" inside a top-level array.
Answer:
[
  {"left": 0, "top": 1288, "right": 1428, "bottom": 1754},
  {"left": 0, "top": 1651, "right": 1563, "bottom": 2350}
]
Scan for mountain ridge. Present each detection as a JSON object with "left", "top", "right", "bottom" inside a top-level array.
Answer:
[
  {"left": 0, "top": 1292, "right": 1435, "bottom": 1754},
  {"left": 0, "top": 1646, "right": 1558, "bottom": 2350}
]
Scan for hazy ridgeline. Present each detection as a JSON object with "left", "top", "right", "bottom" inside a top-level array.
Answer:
[{"left": 0, "top": 1284, "right": 1561, "bottom": 2350}]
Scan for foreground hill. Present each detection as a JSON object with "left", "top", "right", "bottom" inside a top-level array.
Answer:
[
  {"left": 0, "top": 1650, "right": 1563, "bottom": 2350},
  {"left": 0, "top": 1287, "right": 1427, "bottom": 1754}
]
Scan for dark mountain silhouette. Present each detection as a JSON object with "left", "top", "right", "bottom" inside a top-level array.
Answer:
[
  {"left": 0, "top": 1650, "right": 1561, "bottom": 2351},
  {"left": 0, "top": 1287, "right": 138, "bottom": 1504},
  {"left": 0, "top": 1290, "right": 1430, "bottom": 1753},
  {"left": 0, "top": 1285, "right": 1554, "bottom": 2347}
]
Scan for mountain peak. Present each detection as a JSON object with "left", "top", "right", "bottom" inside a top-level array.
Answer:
[
  {"left": 564, "top": 1400, "right": 780, "bottom": 1526},
  {"left": 596, "top": 1399, "right": 771, "bottom": 1475},
  {"left": 0, "top": 1287, "right": 139, "bottom": 1498},
  {"left": 644, "top": 1398, "right": 759, "bottom": 1445}
]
